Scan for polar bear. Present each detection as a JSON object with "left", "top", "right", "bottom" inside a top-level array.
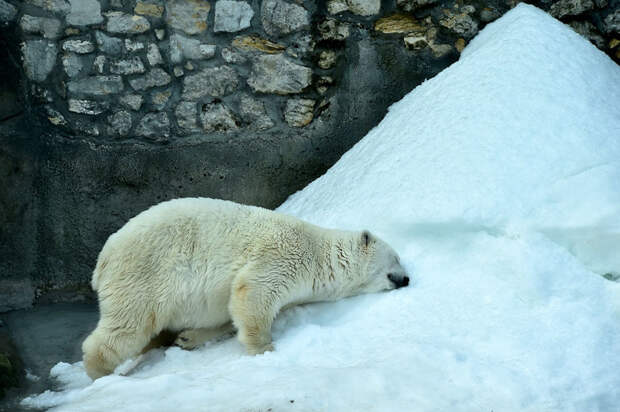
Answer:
[{"left": 82, "top": 198, "right": 409, "bottom": 379}]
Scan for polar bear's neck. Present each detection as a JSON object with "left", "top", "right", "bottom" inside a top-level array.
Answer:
[{"left": 305, "top": 229, "right": 366, "bottom": 302}]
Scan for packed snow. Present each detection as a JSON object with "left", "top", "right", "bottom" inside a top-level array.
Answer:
[{"left": 23, "top": 4, "right": 620, "bottom": 411}]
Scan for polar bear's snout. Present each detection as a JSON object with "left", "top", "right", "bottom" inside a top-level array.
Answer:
[{"left": 387, "top": 273, "right": 409, "bottom": 288}]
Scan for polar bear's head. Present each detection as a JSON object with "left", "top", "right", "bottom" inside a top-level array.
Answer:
[{"left": 353, "top": 230, "right": 409, "bottom": 295}]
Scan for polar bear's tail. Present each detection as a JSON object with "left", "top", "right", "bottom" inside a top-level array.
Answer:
[{"left": 91, "top": 254, "right": 109, "bottom": 292}]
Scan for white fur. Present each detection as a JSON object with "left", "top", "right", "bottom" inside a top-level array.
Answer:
[{"left": 82, "top": 198, "right": 407, "bottom": 379}]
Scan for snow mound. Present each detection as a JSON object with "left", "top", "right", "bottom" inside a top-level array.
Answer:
[
  {"left": 281, "top": 5, "right": 620, "bottom": 276},
  {"left": 23, "top": 4, "right": 620, "bottom": 412}
]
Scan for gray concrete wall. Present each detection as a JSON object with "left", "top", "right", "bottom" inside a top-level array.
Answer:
[{"left": 1, "top": 0, "right": 618, "bottom": 311}]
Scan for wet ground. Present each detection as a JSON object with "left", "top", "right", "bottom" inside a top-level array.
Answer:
[{"left": 0, "top": 303, "right": 98, "bottom": 411}]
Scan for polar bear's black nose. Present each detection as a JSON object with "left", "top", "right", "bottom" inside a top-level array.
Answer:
[{"left": 388, "top": 274, "right": 409, "bottom": 288}]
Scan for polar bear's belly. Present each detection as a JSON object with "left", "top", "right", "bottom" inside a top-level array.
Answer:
[{"left": 165, "top": 271, "right": 234, "bottom": 331}]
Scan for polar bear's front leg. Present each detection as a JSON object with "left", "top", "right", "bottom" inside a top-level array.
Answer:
[{"left": 229, "top": 277, "right": 283, "bottom": 355}]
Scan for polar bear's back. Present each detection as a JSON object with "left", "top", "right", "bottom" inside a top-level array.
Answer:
[{"left": 91, "top": 197, "right": 306, "bottom": 294}]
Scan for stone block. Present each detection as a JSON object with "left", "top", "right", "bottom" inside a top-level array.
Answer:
[
  {"left": 129, "top": 68, "right": 172, "bottom": 91},
  {"left": 135, "top": 1, "right": 164, "bottom": 18},
  {"left": 21, "top": 40, "right": 58, "bottom": 82},
  {"left": 135, "top": 112, "right": 170, "bottom": 141},
  {"left": 67, "top": 0, "right": 103, "bottom": 26},
  {"left": 95, "top": 31, "right": 122, "bottom": 55},
  {"left": 19, "top": 15, "right": 63, "bottom": 39},
  {"left": 181, "top": 66, "right": 239, "bottom": 100},
  {"left": 110, "top": 56, "right": 146, "bottom": 74},
  {"left": 0, "top": 0, "right": 18, "bottom": 24},
  {"left": 214, "top": 0, "right": 254, "bottom": 33},
  {"left": 261, "top": 0, "right": 309, "bottom": 37},
  {"left": 106, "top": 12, "right": 151, "bottom": 34},
  {"left": 247, "top": 54, "right": 312, "bottom": 95},
  {"left": 67, "top": 75, "right": 124, "bottom": 96},
  {"left": 68, "top": 98, "right": 109, "bottom": 115},
  {"left": 62, "top": 39, "right": 95, "bottom": 54},
  {"left": 200, "top": 102, "right": 238, "bottom": 132},
  {"left": 284, "top": 98, "right": 314, "bottom": 127},
  {"left": 166, "top": 0, "right": 211, "bottom": 35}
]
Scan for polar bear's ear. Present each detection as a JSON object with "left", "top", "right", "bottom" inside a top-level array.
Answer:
[{"left": 362, "top": 230, "right": 372, "bottom": 247}]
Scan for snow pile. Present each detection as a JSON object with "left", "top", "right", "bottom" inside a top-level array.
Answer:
[{"left": 23, "top": 4, "right": 620, "bottom": 411}]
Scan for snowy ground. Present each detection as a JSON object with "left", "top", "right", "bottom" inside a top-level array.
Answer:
[{"left": 23, "top": 4, "right": 620, "bottom": 412}]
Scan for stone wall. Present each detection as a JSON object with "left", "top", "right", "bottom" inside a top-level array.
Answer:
[{"left": 0, "top": 0, "right": 618, "bottom": 311}]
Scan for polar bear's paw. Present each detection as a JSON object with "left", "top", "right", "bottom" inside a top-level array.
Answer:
[
  {"left": 247, "top": 343, "right": 274, "bottom": 355},
  {"left": 174, "top": 324, "right": 236, "bottom": 350},
  {"left": 175, "top": 329, "right": 204, "bottom": 350}
]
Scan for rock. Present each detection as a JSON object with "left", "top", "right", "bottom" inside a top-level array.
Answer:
[
  {"left": 147, "top": 44, "right": 163, "bottom": 66},
  {"left": 247, "top": 54, "right": 312, "bottom": 95},
  {"left": 426, "top": 29, "right": 453, "bottom": 58},
  {"left": 214, "top": 0, "right": 254, "bottom": 32},
  {"left": 404, "top": 34, "right": 428, "bottom": 50},
  {"left": 135, "top": 112, "right": 170, "bottom": 141},
  {"left": 175, "top": 101, "right": 201, "bottom": 133},
  {"left": 155, "top": 29, "right": 165, "bottom": 40},
  {"left": 119, "top": 94, "right": 143, "bottom": 111},
  {"left": 129, "top": 68, "right": 172, "bottom": 91},
  {"left": 21, "top": 40, "right": 58, "bottom": 82},
  {"left": 125, "top": 39, "right": 145, "bottom": 52},
  {"left": 374, "top": 14, "right": 425, "bottom": 34},
  {"left": 455, "top": 38, "right": 466, "bottom": 53},
  {"left": 284, "top": 98, "right": 314, "bottom": 127},
  {"left": 135, "top": 1, "right": 164, "bottom": 18},
  {"left": 318, "top": 18, "right": 350, "bottom": 41},
  {"left": 67, "top": 75, "right": 124, "bottom": 96},
  {"left": 603, "top": 10, "right": 620, "bottom": 33},
  {"left": 62, "top": 53, "right": 87, "bottom": 77},
  {"left": 169, "top": 34, "right": 216, "bottom": 63},
  {"left": 19, "top": 15, "right": 63, "bottom": 39},
  {"left": 221, "top": 47, "right": 247, "bottom": 63},
  {"left": 200, "top": 102, "right": 238, "bottom": 132},
  {"left": 480, "top": 7, "right": 501, "bottom": 23},
  {"left": 347, "top": 0, "right": 380, "bottom": 16},
  {"left": 151, "top": 89, "right": 172, "bottom": 110},
  {"left": 0, "top": 0, "right": 18, "bottom": 24},
  {"left": 110, "top": 56, "right": 146, "bottom": 74},
  {"left": 396, "top": 0, "right": 437, "bottom": 12},
  {"left": 68, "top": 98, "right": 109, "bottom": 115},
  {"left": 286, "top": 34, "right": 314, "bottom": 58},
  {"left": 315, "top": 75, "right": 333, "bottom": 94},
  {"left": 67, "top": 0, "right": 103, "bottom": 26},
  {"left": 261, "top": 0, "right": 309, "bottom": 37},
  {"left": 569, "top": 21, "right": 606, "bottom": 48},
  {"left": 550, "top": 0, "right": 595, "bottom": 18},
  {"left": 231, "top": 35, "right": 285, "bottom": 53},
  {"left": 318, "top": 50, "right": 337, "bottom": 69},
  {"left": 182, "top": 66, "right": 239, "bottom": 100},
  {"left": 25, "top": 0, "right": 70, "bottom": 14},
  {"left": 185, "top": 61, "right": 195, "bottom": 70},
  {"left": 166, "top": 0, "right": 211, "bottom": 35},
  {"left": 440, "top": 10, "right": 478, "bottom": 38},
  {"left": 62, "top": 39, "right": 95, "bottom": 54},
  {"left": 173, "top": 66, "right": 184, "bottom": 77},
  {"left": 239, "top": 95, "right": 274, "bottom": 130},
  {"left": 45, "top": 106, "right": 68, "bottom": 125},
  {"left": 73, "top": 119, "right": 100, "bottom": 135},
  {"left": 107, "top": 110, "right": 133, "bottom": 136},
  {"left": 106, "top": 12, "right": 151, "bottom": 34},
  {"left": 327, "top": 0, "right": 348, "bottom": 15},
  {"left": 95, "top": 31, "right": 122, "bottom": 55},
  {"left": 93, "top": 55, "right": 106, "bottom": 73}
]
